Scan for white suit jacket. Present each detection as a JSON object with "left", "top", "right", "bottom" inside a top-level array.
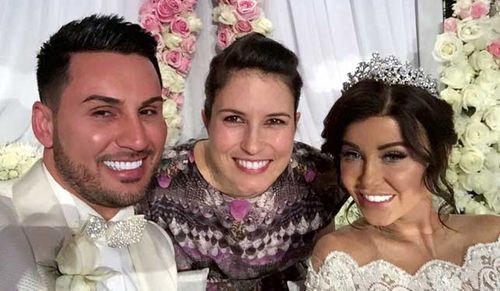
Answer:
[{"left": 0, "top": 161, "right": 177, "bottom": 291}]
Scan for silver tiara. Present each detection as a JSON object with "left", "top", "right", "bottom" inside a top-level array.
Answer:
[{"left": 342, "top": 53, "right": 438, "bottom": 96}]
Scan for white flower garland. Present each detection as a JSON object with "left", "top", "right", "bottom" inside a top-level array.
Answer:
[{"left": 434, "top": 0, "right": 500, "bottom": 214}]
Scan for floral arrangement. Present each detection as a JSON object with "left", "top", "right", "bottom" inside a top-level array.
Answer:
[
  {"left": 433, "top": 0, "right": 500, "bottom": 214},
  {"left": 213, "top": 0, "right": 272, "bottom": 49},
  {"left": 0, "top": 143, "right": 41, "bottom": 181},
  {"left": 139, "top": 0, "right": 202, "bottom": 146}
]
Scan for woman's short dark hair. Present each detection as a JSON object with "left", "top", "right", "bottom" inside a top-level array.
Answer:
[
  {"left": 321, "top": 80, "right": 458, "bottom": 214},
  {"left": 37, "top": 14, "right": 161, "bottom": 112},
  {"left": 204, "top": 32, "right": 303, "bottom": 120}
]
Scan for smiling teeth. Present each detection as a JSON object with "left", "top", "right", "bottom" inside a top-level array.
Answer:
[
  {"left": 103, "top": 160, "right": 142, "bottom": 171},
  {"left": 363, "top": 194, "right": 393, "bottom": 202},
  {"left": 237, "top": 160, "right": 269, "bottom": 170}
]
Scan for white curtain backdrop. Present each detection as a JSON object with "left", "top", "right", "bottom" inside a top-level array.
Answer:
[{"left": 0, "top": 0, "right": 441, "bottom": 149}]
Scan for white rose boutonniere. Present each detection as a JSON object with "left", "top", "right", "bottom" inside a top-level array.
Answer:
[{"left": 55, "top": 232, "right": 119, "bottom": 291}]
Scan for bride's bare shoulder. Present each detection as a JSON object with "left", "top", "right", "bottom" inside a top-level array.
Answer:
[
  {"left": 311, "top": 221, "right": 375, "bottom": 271},
  {"left": 450, "top": 214, "right": 500, "bottom": 243}
]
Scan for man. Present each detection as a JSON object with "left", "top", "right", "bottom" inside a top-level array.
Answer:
[{"left": 0, "top": 14, "right": 177, "bottom": 290}]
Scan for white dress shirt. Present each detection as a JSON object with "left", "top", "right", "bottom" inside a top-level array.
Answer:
[{"left": 44, "top": 165, "right": 139, "bottom": 291}]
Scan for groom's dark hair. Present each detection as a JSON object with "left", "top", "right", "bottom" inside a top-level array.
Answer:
[{"left": 36, "top": 14, "right": 160, "bottom": 111}]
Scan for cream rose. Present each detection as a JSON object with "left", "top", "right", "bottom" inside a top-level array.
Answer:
[
  {"left": 462, "top": 42, "right": 476, "bottom": 55},
  {"left": 483, "top": 191, "right": 500, "bottom": 213},
  {"left": 433, "top": 33, "right": 464, "bottom": 62},
  {"left": 464, "top": 170, "right": 496, "bottom": 195},
  {"left": 449, "top": 146, "right": 462, "bottom": 166},
  {"left": 441, "top": 65, "right": 470, "bottom": 89},
  {"left": 457, "top": 19, "right": 484, "bottom": 42},
  {"left": 483, "top": 106, "right": 500, "bottom": 131},
  {"left": 463, "top": 121, "right": 490, "bottom": 147},
  {"left": 440, "top": 88, "right": 463, "bottom": 113},
  {"left": 162, "top": 32, "right": 182, "bottom": 49},
  {"left": 187, "top": 15, "right": 202, "bottom": 33},
  {"left": 454, "top": 115, "right": 468, "bottom": 138},
  {"left": 159, "top": 63, "right": 185, "bottom": 93},
  {"left": 462, "top": 84, "right": 486, "bottom": 110},
  {"left": 484, "top": 149, "right": 500, "bottom": 171},
  {"left": 446, "top": 168, "right": 459, "bottom": 186},
  {"left": 459, "top": 146, "right": 485, "bottom": 173},
  {"left": 469, "top": 50, "right": 496, "bottom": 71},
  {"left": 251, "top": 17, "right": 273, "bottom": 35},
  {"left": 475, "top": 69, "right": 500, "bottom": 93},
  {"left": 213, "top": 4, "right": 237, "bottom": 25}
]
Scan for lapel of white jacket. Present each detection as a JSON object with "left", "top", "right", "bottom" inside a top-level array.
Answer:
[
  {"left": 128, "top": 222, "right": 178, "bottom": 291},
  {"left": 12, "top": 160, "right": 72, "bottom": 288}
]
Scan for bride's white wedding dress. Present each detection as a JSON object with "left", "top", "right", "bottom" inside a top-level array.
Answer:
[{"left": 305, "top": 236, "right": 499, "bottom": 290}]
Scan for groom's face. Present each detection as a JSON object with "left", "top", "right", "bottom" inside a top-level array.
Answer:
[{"left": 48, "top": 52, "right": 166, "bottom": 212}]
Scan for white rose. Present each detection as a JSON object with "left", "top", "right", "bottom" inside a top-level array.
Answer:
[
  {"left": 459, "top": 147, "right": 485, "bottom": 173},
  {"left": 469, "top": 50, "right": 496, "bottom": 71},
  {"left": 213, "top": 5, "right": 237, "bottom": 25},
  {"left": 483, "top": 106, "right": 500, "bottom": 131},
  {"left": 166, "top": 125, "right": 181, "bottom": 147},
  {"left": 162, "top": 32, "right": 182, "bottom": 49},
  {"left": 491, "top": 14, "right": 500, "bottom": 34},
  {"left": 462, "top": 84, "right": 486, "bottom": 110},
  {"left": 464, "top": 199, "right": 495, "bottom": 214},
  {"left": 162, "top": 99, "right": 178, "bottom": 120},
  {"left": 446, "top": 168, "right": 459, "bottom": 185},
  {"left": 463, "top": 121, "right": 490, "bottom": 147},
  {"left": 159, "top": 63, "right": 185, "bottom": 93},
  {"left": 475, "top": 69, "right": 500, "bottom": 93},
  {"left": 441, "top": 65, "right": 469, "bottom": 89},
  {"left": 0, "top": 152, "right": 19, "bottom": 169},
  {"left": 454, "top": 114, "right": 468, "bottom": 138},
  {"left": 440, "top": 88, "right": 462, "bottom": 113},
  {"left": 483, "top": 191, "right": 500, "bottom": 212},
  {"left": 452, "top": 0, "right": 472, "bottom": 16},
  {"left": 251, "top": 17, "right": 273, "bottom": 35},
  {"left": 484, "top": 150, "right": 500, "bottom": 171},
  {"left": 466, "top": 170, "right": 496, "bottom": 194},
  {"left": 432, "top": 33, "right": 464, "bottom": 62},
  {"left": 463, "top": 42, "right": 476, "bottom": 55},
  {"left": 187, "top": 15, "right": 202, "bottom": 33},
  {"left": 457, "top": 19, "right": 484, "bottom": 42},
  {"left": 449, "top": 146, "right": 462, "bottom": 166}
]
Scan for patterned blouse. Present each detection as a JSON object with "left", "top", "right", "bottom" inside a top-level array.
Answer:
[{"left": 138, "top": 140, "right": 347, "bottom": 290}]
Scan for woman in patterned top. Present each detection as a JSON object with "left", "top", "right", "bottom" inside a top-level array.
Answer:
[
  {"left": 138, "top": 33, "right": 347, "bottom": 290},
  {"left": 306, "top": 55, "right": 500, "bottom": 290}
]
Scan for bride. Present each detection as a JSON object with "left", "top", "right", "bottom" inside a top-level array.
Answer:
[{"left": 306, "top": 54, "right": 500, "bottom": 290}]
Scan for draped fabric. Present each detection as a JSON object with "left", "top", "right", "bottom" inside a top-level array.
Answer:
[{"left": 0, "top": 0, "right": 440, "bottom": 148}]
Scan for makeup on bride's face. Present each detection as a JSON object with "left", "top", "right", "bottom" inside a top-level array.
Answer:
[{"left": 340, "top": 116, "right": 430, "bottom": 226}]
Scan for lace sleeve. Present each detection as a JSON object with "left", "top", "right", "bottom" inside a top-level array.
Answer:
[{"left": 304, "top": 252, "right": 359, "bottom": 290}]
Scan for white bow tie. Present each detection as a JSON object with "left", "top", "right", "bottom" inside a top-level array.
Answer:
[{"left": 82, "top": 214, "right": 147, "bottom": 248}]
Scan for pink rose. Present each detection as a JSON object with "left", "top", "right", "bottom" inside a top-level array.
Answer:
[
  {"left": 170, "top": 16, "right": 190, "bottom": 37},
  {"left": 155, "top": 0, "right": 181, "bottom": 23},
  {"left": 139, "top": 0, "right": 156, "bottom": 16},
  {"left": 487, "top": 40, "right": 500, "bottom": 58},
  {"left": 233, "top": 19, "right": 252, "bottom": 33},
  {"left": 163, "top": 49, "right": 183, "bottom": 69},
  {"left": 152, "top": 32, "right": 165, "bottom": 50},
  {"left": 470, "top": 1, "right": 489, "bottom": 19},
  {"left": 217, "top": 25, "right": 236, "bottom": 49},
  {"left": 443, "top": 17, "right": 458, "bottom": 33},
  {"left": 180, "top": 36, "right": 196, "bottom": 54},
  {"left": 236, "top": 0, "right": 260, "bottom": 20},
  {"left": 177, "top": 56, "right": 192, "bottom": 76},
  {"left": 221, "top": 0, "right": 237, "bottom": 4},
  {"left": 169, "top": 92, "right": 184, "bottom": 106},
  {"left": 141, "top": 14, "right": 162, "bottom": 34}
]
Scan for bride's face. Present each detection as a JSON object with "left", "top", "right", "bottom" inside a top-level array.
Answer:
[{"left": 340, "top": 116, "right": 431, "bottom": 226}]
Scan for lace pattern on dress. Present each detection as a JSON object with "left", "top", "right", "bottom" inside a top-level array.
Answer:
[{"left": 305, "top": 236, "right": 500, "bottom": 290}]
